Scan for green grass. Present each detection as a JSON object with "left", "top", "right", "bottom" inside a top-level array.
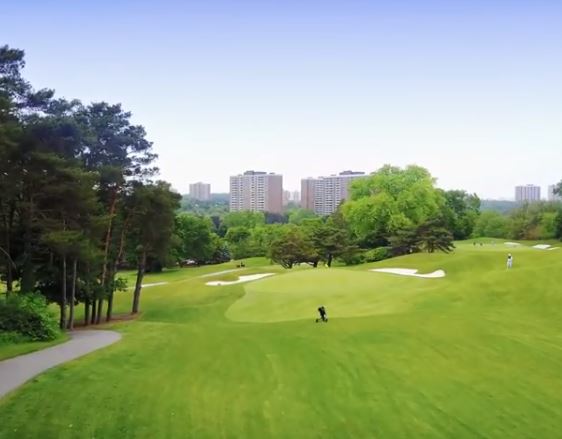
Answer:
[
  {"left": 1, "top": 242, "right": 562, "bottom": 438},
  {"left": 0, "top": 333, "right": 69, "bottom": 361}
]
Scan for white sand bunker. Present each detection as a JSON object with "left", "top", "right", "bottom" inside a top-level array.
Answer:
[
  {"left": 504, "top": 242, "right": 521, "bottom": 247},
  {"left": 206, "top": 273, "right": 274, "bottom": 286},
  {"left": 533, "top": 244, "right": 560, "bottom": 251},
  {"left": 128, "top": 282, "right": 168, "bottom": 289},
  {"left": 370, "top": 268, "right": 446, "bottom": 278}
]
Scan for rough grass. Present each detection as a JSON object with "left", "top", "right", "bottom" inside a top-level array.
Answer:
[{"left": 1, "top": 242, "right": 562, "bottom": 438}]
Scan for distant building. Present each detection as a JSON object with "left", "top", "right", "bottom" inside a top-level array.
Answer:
[
  {"left": 515, "top": 185, "right": 541, "bottom": 202},
  {"left": 290, "top": 190, "right": 300, "bottom": 205},
  {"left": 283, "top": 190, "right": 291, "bottom": 206},
  {"left": 547, "top": 184, "right": 561, "bottom": 201},
  {"left": 301, "top": 171, "right": 366, "bottom": 215},
  {"left": 301, "top": 178, "right": 317, "bottom": 211},
  {"left": 189, "top": 182, "right": 211, "bottom": 201},
  {"left": 229, "top": 171, "right": 283, "bottom": 213}
]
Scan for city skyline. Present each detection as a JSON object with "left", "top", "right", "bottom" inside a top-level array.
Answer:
[
  {"left": 194, "top": 174, "right": 560, "bottom": 202},
  {"left": 4, "top": 1, "right": 562, "bottom": 199}
]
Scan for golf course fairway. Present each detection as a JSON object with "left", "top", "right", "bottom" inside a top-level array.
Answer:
[{"left": 1, "top": 241, "right": 561, "bottom": 438}]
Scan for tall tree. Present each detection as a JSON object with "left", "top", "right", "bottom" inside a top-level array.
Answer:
[
  {"left": 173, "top": 214, "right": 217, "bottom": 264},
  {"left": 0, "top": 45, "right": 54, "bottom": 294},
  {"left": 344, "top": 165, "right": 444, "bottom": 246},
  {"left": 128, "top": 182, "right": 180, "bottom": 314},
  {"left": 441, "top": 190, "right": 480, "bottom": 240},
  {"left": 308, "top": 211, "right": 355, "bottom": 267},
  {"left": 268, "top": 225, "right": 318, "bottom": 269},
  {"left": 77, "top": 102, "right": 157, "bottom": 322}
]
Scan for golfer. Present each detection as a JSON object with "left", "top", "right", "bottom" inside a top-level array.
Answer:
[
  {"left": 316, "top": 306, "right": 328, "bottom": 323},
  {"left": 507, "top": 254, "right": 513, "bottom": 269}
]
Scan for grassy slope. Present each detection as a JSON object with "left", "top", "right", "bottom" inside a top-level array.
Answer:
[{"left": 1, "top": 243, "right": 562, "bottom": 438}]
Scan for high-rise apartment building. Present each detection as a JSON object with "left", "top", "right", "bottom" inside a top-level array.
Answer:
[
  {"left": 301, "top": 178, "right": 317, "bottom": 211},
  {"left": 515, "top": 185, "right": 541, "bottom": 202},
  {"left": 189, "top": 182, "right": 211, "bottom": 201},
  {"left": 301, "top": 171, "right": 366, "bottom": 215},
  {"left": 229, "top": 171, "right": 283, "bottom": 213},
  {"left": 548, "top": 184, "right": 561, "bottom": 201}
]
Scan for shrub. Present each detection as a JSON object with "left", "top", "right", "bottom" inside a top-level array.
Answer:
[
  {"left": 338, "top": 249, "right": 365, "bottom": 266},
  {"left": 364, "top": 247, "right": 391, "bottom": 263},
  {"left": 0, "top": 293, "right": 60, "bottom": 341}
]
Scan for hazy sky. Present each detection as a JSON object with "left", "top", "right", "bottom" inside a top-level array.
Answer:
[{"left": 3, "top": 0, "right": 562, "bottom": 198}]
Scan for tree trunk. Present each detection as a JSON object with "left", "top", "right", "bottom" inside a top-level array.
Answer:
[
  {"left": 105, "top": 265, "right": 116, "bottom": 322},
  {"left": 2, "top": 207, "right": 14, "bottom": 294},
  {"left": 95, "top": 298, "right": 103, "bottom": 324},
  {"left": 95, "top": 189, "right": 118, "bottom": 324},
  {"left": 84, "top": 299, "right": 90, "bottom": 327},
  {"left": 100, "top": 188, "right": 118, "bottom": 288},
  {"left": 60, "top": 256, "right": 67, "bottom": 330},
  {"left": 90, "top": 299, "right": 97, "bottom": 324},
  {"left": 132, "top": 250, "right": 146, "bottom": 314},
  {"left": 21, "top": 226, "right": 34, "bottom": 293},
  {"left": 68, "top": 259, "right": 77, "bottom": 330},
  {"left": 327, "top": 253, "right": 333, "bottom": 268},
  {"left": 20, "top": 201, "right": 35, "bottom": 293},
  {"left": 6, "top": 204, "right": 15, "bottom": 293},
  {"left": 106, "top": 290, "right": 114, "bottom": 322},
  {"left": 107, "top": 217, "right": 129, "bottom": 322}
]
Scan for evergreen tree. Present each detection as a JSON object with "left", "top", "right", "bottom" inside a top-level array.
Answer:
[{"left": 128, "top": 182, "right": 180, "bottom": 314}]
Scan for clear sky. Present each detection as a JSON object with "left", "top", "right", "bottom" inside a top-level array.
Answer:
[{"left": 3, "top": 0, "right": 562, "bottom": 198}]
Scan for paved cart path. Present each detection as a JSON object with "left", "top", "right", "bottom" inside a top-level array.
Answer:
[{"left": 0, "top": 330, "right": 121, "bottom": 398}]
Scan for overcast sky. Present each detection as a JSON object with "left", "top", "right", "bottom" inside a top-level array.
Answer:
[{"left": 3, "top": 0, "right": 562, "bottom": 198}]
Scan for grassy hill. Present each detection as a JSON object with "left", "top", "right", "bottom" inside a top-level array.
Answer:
[{"left": 1, "top": 241, "right": 561, "bottom": 438}]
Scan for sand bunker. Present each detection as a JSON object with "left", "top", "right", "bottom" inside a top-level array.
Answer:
[
  {"left": 370, "top": 268, "right": 446, "bottom": 278},
  {"left": 504, "top": 242, "right": 521, "bottom": 247},
  {"left": 206, "top": 273, "right": 274, "bottom": 286},
  {"left": 128, "top": 282, "right": 169, "bottom": 289},
  {"left": 531, "top": 244, "right": 560, "bottom": 251}
]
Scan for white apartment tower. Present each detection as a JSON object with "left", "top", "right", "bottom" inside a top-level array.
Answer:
[
  {"left": 189, "top": 182, "right": 211, "bottom": 201},
  {"left": 515, "top": 185, "right": 541, "bottom": 202},
  {"left": 229, "top": 171, "right": 283, "bottom": 213},
  {"left": 301, "top": 171, "right": 366, "bottom": 215},
  {"left": 548, "top": 184, "right": 561, "bottom": 201}
]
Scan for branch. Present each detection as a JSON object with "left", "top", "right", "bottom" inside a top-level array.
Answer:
[{"left": 0, "top": 246, "right": 17, "bottom": 269}]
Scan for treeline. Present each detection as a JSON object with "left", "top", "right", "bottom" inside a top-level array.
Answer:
[
  {"left": 180, "top": 167, "right": 561, "bottom": 269},
  {"left": 175, "top": 165, "right": 482, "bottom": 268},
  {"left": 475, "top": 200, "right": 562, "bottom": 240},
  {"left": 0, "top": 45, "right": 180, "bottom": 336},
  {"left": 180, "top": 194, "right": 229, "bottom": 216}
]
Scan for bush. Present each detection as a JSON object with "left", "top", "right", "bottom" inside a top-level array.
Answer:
[
  {"left": 338, "top": 249, "right": 365, "bottom": 266},
  {"left": 364, "top": 247, "right": 391, "bottom": 262},
  {"left": 0, "top": 293, "right": 60, "bottom": 341}
]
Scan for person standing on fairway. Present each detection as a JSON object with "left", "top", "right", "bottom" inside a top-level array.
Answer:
[
  {"left": 507, "top": 253, "right": 513, "bottom": 269},
  {"left": 316, "top": 306, "right": 328, "bottom": 323}
]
